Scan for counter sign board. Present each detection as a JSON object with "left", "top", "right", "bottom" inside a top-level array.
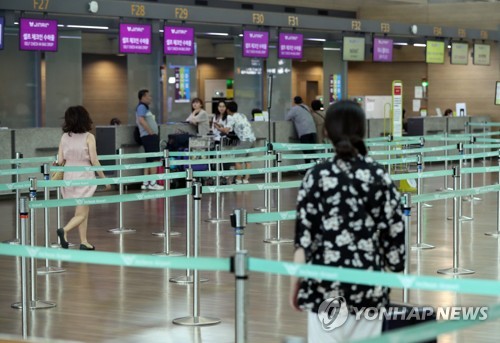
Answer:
[
  {"left": 164, "top": 26, "right": 194, "bottom": 55},
  {"left": 243, "top": 31, "right": 269, "bottom": 58},
  {"left": 19, "top": 18, "right": 58, "bottom": 52},
  {"left": 373, "top": 37, "right": 393, "bottom": 62},
  {"left": 119, "top": 23, "right": 152, "bottom": 54},
  {"left": 278, "top": 33, "right": 303, "bottom": 59},
  {"left": 0, "top": 17, "right": 4, "bottom": 50}
]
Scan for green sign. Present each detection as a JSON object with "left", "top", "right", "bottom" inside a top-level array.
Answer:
[
  {"left": 474, "top": 44, "right": 490, "bottom": 65},
  {"left": 343, "top": 37, "right": 365, "bottom": 61},
  {"left": 451, "top": 42, "right": 468, "bottom": 65},
  {"left": 426, "top": 40, "right": 445, "bottom": 64}
]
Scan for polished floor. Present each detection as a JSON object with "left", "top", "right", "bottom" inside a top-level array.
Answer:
[{"left": 1, "top": 166, "right": 500, "bottom": 343}]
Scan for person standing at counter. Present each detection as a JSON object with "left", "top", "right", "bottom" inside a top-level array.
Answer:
[
  {"left": 186, "top": 98, "right": 210, "bottom": 136},
  {"left": 286, "top": 96, "right": 317, "bottom": 164},
  {"left": 136, "top": 89, "right": 162, "bottom": 191},
  {"left": 310, "top": 100, "right": 326, "bottom": 143}
]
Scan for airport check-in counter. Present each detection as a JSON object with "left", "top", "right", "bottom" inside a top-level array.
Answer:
[{"left": 407, "top": 117, "right": 447, "bottom": 159}]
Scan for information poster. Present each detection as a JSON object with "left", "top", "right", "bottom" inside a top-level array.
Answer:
[
  {"left": 243, "top": 31, "right": 269, "bottom": 58},
  {"left": 343, "top": 37, "right": 365, "bottom": 61},
  {"left": 329, "top": 74, "right": 342, "bottom": 103},
  {"left": 426, "top": 40, "right": 445, "bottom": 64},
  {"left": 373, "top": 37, "right": 393, "bottom": 62},
  {"left": 19, "top": 18, "right": 58, "bottom": 51},
  {"left": 164, "top": 26, "right": 194, "bottom": 55},
  {"left": 278, "top": 33, "right": 303, "bottom": 59},
  {"left": 451, "top": 42, "right": 468, "bottom": 65},
  {"left": 119, "top": 23, "right": 151, "bottom": 54},
  {"left": 392, "top": 80, "right": 403, "bottom": 138},
  {"left": 473, "top": 44, "right": 490, "bottom": 65},
  {"left": 495, "top": 82, "right": 500, "bottom": 106},
  {"left": 456, "top": 103, "right": 467, "bottom": 117},
  {"left": 174, "top": 67, "right": 190, "bottom": 103},
  {"left": 0, "top": 17, "right": 4, "bottom": 50}
]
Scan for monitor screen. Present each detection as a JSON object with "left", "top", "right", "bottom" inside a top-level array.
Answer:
[
  {"left": 495, "top": 81, "right": 500, "bottom": 106},
  {"left": 0, "top": 17, "right": 4, "bottom": 50},
  {"left": 19, "top": 18, "right": 58, "bottom": 52},
  {"left": 473, "top": 43, "right": 490, "bottom": 66},
  {"left": 119, "top": 23, "right": 152, "bottom": 54},
  {"left": 426, "top": 40, "right": 445, "bottom": 64},
  {"left": 450, "top": 42, "right": 468, "bottom": 65},
  {"left": 242, "top": 30, "right": 269, "bottom": 58},
  {"left": 373, "top": 37, "right": 393, "bottom": 62},
  {"left": 163, "top": 26, "right": 194, "bottom": 55},
  {"left": 342, "top": 37, "right": 365, "bottom": 61},
  {"left": 278, "top": 32, "right": 303, "bottom": 59}
]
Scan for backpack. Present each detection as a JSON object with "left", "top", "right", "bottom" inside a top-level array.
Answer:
[{"left": 134, "top": 126, "right": 142, "bottom": 145}]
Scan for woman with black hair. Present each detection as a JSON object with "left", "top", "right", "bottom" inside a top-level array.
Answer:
[
  {"left": 290, "top": 100, "right": 405, "bottom": 342},
  {"left": 56, "top": 106, "right": 110, "bottom": 251},
  {"left": 212, "top": 100, "right": 233, "bottom": 143}
]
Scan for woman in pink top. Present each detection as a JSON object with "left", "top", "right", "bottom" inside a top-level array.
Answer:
[{"left": 56, "top": 106, "right": 110, "bottom": 250}]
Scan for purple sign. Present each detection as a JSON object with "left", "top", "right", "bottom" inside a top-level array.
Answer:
[
  {"left": 164, "top": 26, "right": 194, "bottom": 55},
  {"left": 373, "top": 37, "right": 393, "bottom": 62},
  {"left": 243, "top": 31, "right": 268, "bottom": 58},
  {"left": 119, "top": 23, "right": 151, "bottom": 54},
  {"left": 0, "top": 17, "right": 4, "bottom": 50},
  {"left": 19, "top": 18, "right": 58, "bottom": 52},
  {"left": 278, "top": 33, "right": 303, "bottom": 59}
]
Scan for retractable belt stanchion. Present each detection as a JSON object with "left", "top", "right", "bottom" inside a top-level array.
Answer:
[
  {"left": 170, "top": 168, "right": 207, "bottom": 284},
  {"left": 419, "top": 138, "right": 432, "bottom": 208},
  {"left": 231, "top": 208, "right": 247, "bottom": 252},
  {"left": 18, "top": 197, "right": 29, "bottom": 338},
  {"left": 437, "top": 166, "right": 475, "bottom": 275},
  {"left": 173, "top": 182, "right": 221, "bottom": 326},
  {"left": 411, "top": 154, "right": 434, "bottom": 250},
  {"left": 447, "top": 142, "right": 472, "bottom": 221},
  {"left": 485, "top": 150, "right": 500, "bottom": 238},
  {"left": 264, "top": 153, "right": 293, "bottom": 244},
  {"left": 4, "top": 152, "right": 23, "bottom": 244},
  {"left": 255, "top": 143, "right": 274, "bottom": 213},
  {"left": 387, "top": 135, "right": 393, "bottom": 175},
  {"left": 444, "top": 132, "right": 451, "bottom": 190},
  {"left": 108, "top": 148, "right": 136, "bottom": 234},
  {"left": 12, "top": 178, "right": 56, "bottom": 310},
  {"left": 467, "top": 136, "right": 482, "bottom": 202},
  {"left": 206, "top": 144, "right": 229, "bottom": 223},
  {"left": 51, "top": 154, "right": 63, "bottom": 247},
  {"left": 153, "top": 152, "right": 183, "bottom": 256},
  {"left": 402, "top": 193, "right": 411, "bottom": 303},
  {"left": 37, "top": 164, "right": 65, "bottom": 274},
  {"left": 233, "top": 250, "right": 249, "bottom": 343}
]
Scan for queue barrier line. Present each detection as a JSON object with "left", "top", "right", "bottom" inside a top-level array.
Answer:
[
  {"left": 272, "top": 143, "right": 331, "bottom": 151},
  {"left": 0, "top": 156, "right": 54, "bottom": 165},
  {"left": 463, "top": 143, "right": 500, "bottom": 149},
  {"left": 0, "top": 180, "right": 31, "bottom": 192},
  {"left": 28, "top": 188, "right": 191, "bottom": 209},
  {"left": 461, "top": 165, "right": 500, "bottom": 175},
  {"left": 367, "top": 139, "right": 422, "bottom": 147},
  {"left": 170, "top": 154, "right": 275, "bottom": 166},
  {"left": 368, "top": 144, "right": 457, "bottom": 156},
  {"left": 467, "top": 122, "right": 500, "bottom": 127},
  {"left": 51, "top": 161, "right": 162, "bottom": 172},
  {"left": 247, "top": 211, "right": 296, "bottom": 223},
  {"left": 390, "top": 169, "right": 454, "bottom": 181},
  {"left": 0, "top": 167, "right": 40, "bottom": 177},
  {"left": 281, "top": 153, "right": 331, "bottom": 160},
  {"left": 413, "top": 183, "right": 500, "bottom": 204},
  {"left": 98, "top": 151, "right": 163, "bottom": 161},
  {"left": 0, "top": 244, "right": 230, "bottom": 271},
  {"left": 169, "top": 146, "right": 267, "bottom": 157},
  {"left": 476, "top": 138, "right": 500, "bottom": 143},
  {"left": 202, "top": 180, "right": 302, "bottom": 194},
  {"left": 193, "top": 162, "right": 315, "bottom": 178},
  {"left": 423, "top": 150, "right": 498, "bottom": 163},
  {"left": 379, "top": 156, "right": 419, "bottom": 165},
  {"left": 355, "top": 303, "right": 500, "bottom": 343}
]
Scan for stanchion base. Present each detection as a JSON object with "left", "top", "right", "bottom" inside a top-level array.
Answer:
[
  {"left": 263, "top": 237, "right": 294, "bottom": 244},
  {"left": 3, "top": 238, "right": 20, "bottom": 245},
  {"left": 11, "top": 300, "right": 56, "bottom": 310},
  {"left": 169, "top": 275, "right": 208, "bottom": 284},
  {"left": 485, "top": 232, "right": 500, "bottom": 238},
  {"left": 447, "top": 216, "right": 473, "bottom": 221},
  {"left": 205, "top": 218, "right": 230, "bottom": 223},
  {"left": 411, "top": 243, "right": 435, "bottom": 250},
  {"left": 437, "top": 267, "right": 475, "bottom": 275},
  {"left": 152, "top": 251, "right": 185, "bottom": 257},
  {"left": 151, "top": 231, "right": 181, "bottom": 237},
  {"left": 108, "top": 228, "right": 136, "bottom": 234},
  {"left": 172, "top": 316, "right": 221, "bottom": 326},
  {"left": 37, "top": 266, "right": 65, "bottom": 275},
  {"left": 423, "top": 203, "right": 433, "bottom": 208}
]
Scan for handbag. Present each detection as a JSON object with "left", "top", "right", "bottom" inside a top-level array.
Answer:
[
  {"left": 51, "top": 163, "right": 64, "bottom": 181},
  {"left": 224, "top": 131, "right": 240, "bottom": 146}
]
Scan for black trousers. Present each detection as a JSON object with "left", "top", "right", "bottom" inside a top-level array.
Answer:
[{"left": 300, "top": 133, "right": 317, "bottom": 164}]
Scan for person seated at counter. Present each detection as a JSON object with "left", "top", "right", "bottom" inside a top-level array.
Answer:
[
  {"left": 186, "top": 98, "right": 210, "bottom": 136},
  {"left": 444, "top": 108, "right": 453, "bottom": 117}
]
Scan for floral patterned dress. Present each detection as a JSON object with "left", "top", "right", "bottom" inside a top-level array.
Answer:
[{"left": 294, "top": 154, "right": 405, "bottom": 313}]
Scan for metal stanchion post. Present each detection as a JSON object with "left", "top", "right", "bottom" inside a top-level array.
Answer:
[
  {"left": 445, "top": 132, "right": 451, "bottom": 190},
  {"left": 485, "top": 150, "right": 500, "bottom": 238},
  {"left": 4, "top": 152, "right": 23, "bottom": 244},
  {"left": 173, "top": 182, "right": 221, "bottom": 326},
  {"left": 419, "top": 138, "right": 433, "bottom": 208},
  {"left": 387, "top": 135, "right": 393, "bottom": 175},
  {"left": 255, "top": 143, "right": 274, "bottom": 212},
  {"left": 153, "top": 152, "right": 183, "bottom": 256},
  {"left": 264, "top": 153, "right": 293, "bottom": 244},
  {"left": 37, "top": 164, "right": 65, "bottom": 274},
  {"left": 482, "top": 121, "right": 487, "bottom": 166},
  {"left": 18, "top": 197, "right": 29, "bottom": 338},
  {"left": 468, "top": 136, "right": 481, "bottom": 202},
  {"left": 12, "top": 178, "right": 56, "bottom": 310},
  {"left": 411, "top": 154, "right": 434, "bottom": 250},
  {"left": 458, "top": 142, "right": 472, "bottom": 221},
  {"left": 233, "top": 250, "right": 249, "bottom": 343},
  {"left": 206, "top": 144, "right": 229, "bottom": 223},
  {"left": 231, "top": 209, "right": 247, "bottom": 252},
  {"left": 402, "top": 193, "right": 411, "bottom": 303},
  {"left": 108, "top": 148, "right": 136, "bottom": 234},
  {"left": 437, "top": 166, "right": 475, "bottom": 275},
  {"left": 170, "top": 168, "right": 207, "bottom": 284}
]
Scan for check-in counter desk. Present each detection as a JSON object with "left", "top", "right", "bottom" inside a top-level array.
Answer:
[{"left": 407, "top": 117, "right": 447, "bottom": 159}]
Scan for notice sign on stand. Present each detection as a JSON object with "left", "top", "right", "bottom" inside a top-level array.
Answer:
[
  {"left": 243, "top": 31, "right": 269, "bottom": 58},
  {"left": 392, "top": 80, "right": 403, "bottom": 138},
  {"left": 278, "top": 33, "right": 303, "bottom": 59},
  {"left": 119, "top": 23, "right": 151, "bottom": 54},
  {"left": 19, "top": 18, "right": 58, "bottom": 51},
  {"left": 164, "top": 26, "right": 194, "bottom": 55}
]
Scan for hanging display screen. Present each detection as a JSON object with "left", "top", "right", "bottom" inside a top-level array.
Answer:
[
  {"left": 450, "top": 42, "right": 468, "bottom": 65},
  {"left": 473, "top": 44, "right": 490, "bottom": 65},
  {"left": 278, "top": 33, "right": 303, "bottom": 59},
  {"left": 19, "top": 18, "right": 58, "bottom": 52},
  {"left": 342, "top": 37, "right": 365, "bottom": 61},
  {"left": 426, "top": 40, "right": 445, "bottom": 64},
  {"left": 243, "top": 31, "right": 269, "bottom": 58},
  {"left": 119, "top": 23, "right": 152, "bottom": 54},
  {"left": 164, "top": 26, "right": 194, "bottom": 55},
  {"left": 373, "top": 37, "right": 393, "bottom": 62}
]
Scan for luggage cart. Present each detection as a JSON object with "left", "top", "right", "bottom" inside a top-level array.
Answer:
[{"left": 188, "top": 136, "right": 216, "bottom": 185}]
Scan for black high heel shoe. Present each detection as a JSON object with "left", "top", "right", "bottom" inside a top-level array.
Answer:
[
  {"left": 56, "top": 228, "right": 69, "bottom": 249},
  {"left": 79, "top": 244, "right": 95, "bottom": 251}
]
